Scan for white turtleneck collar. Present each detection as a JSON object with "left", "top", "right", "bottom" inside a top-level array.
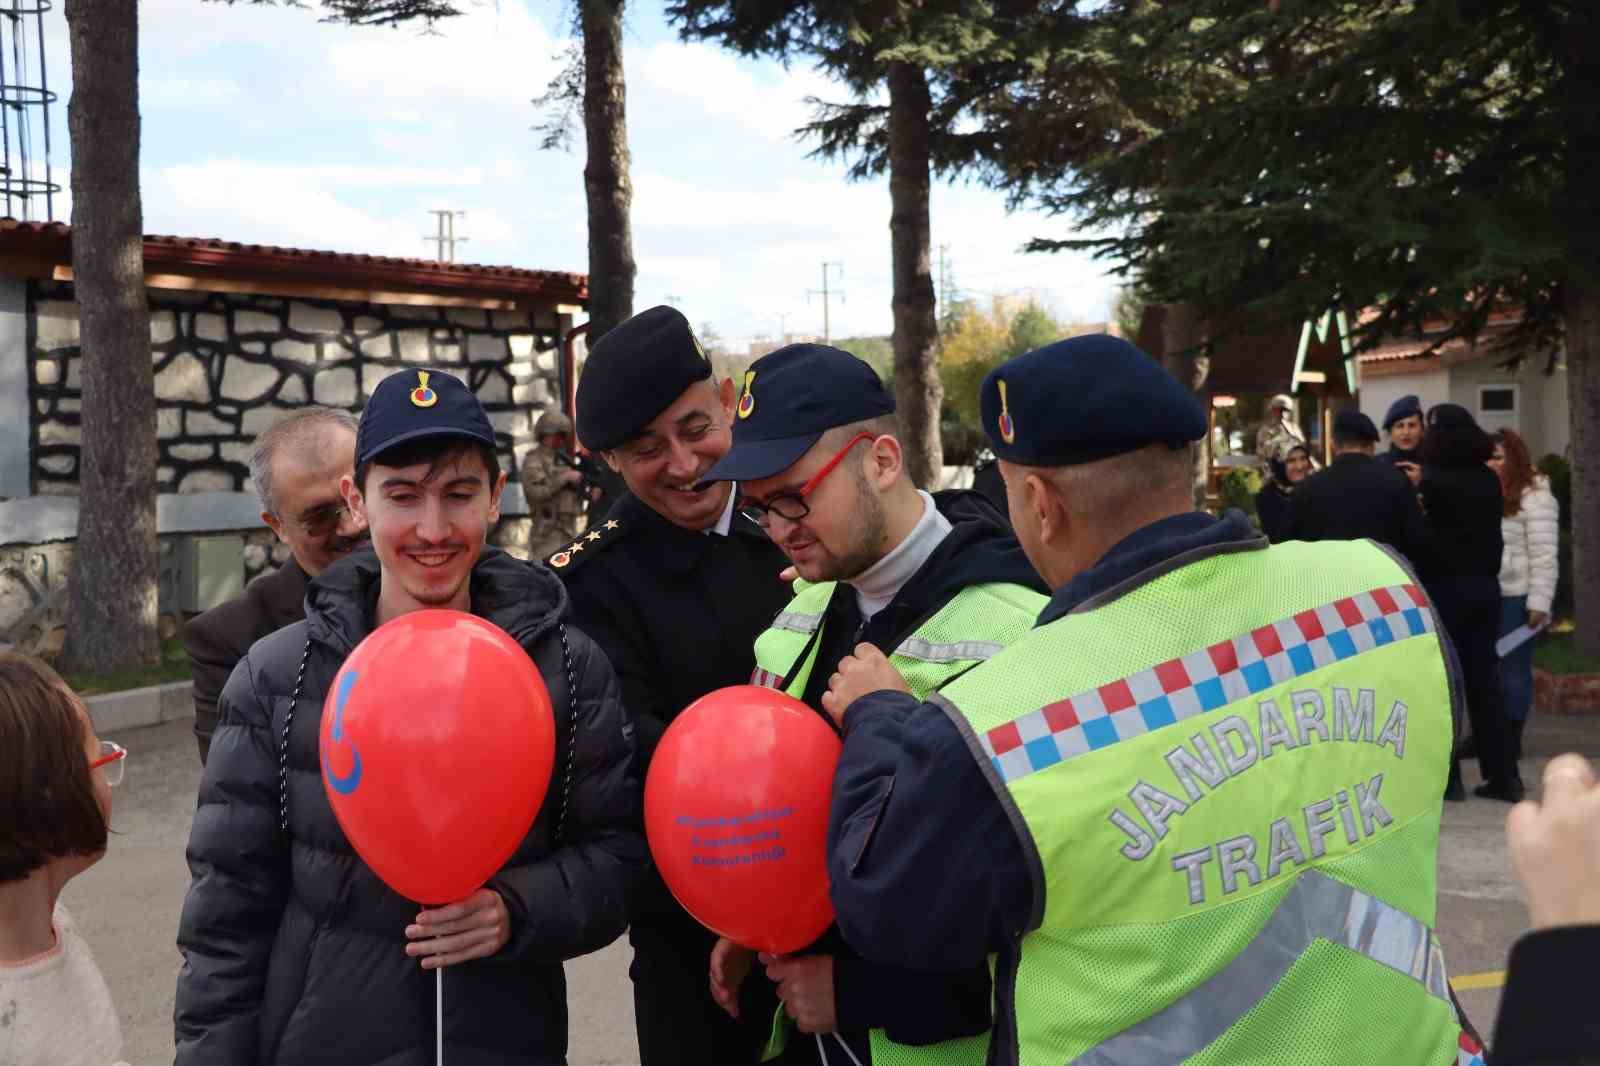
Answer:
[{"left": 849, "top": 490, "right": 952, "bottom": 620}]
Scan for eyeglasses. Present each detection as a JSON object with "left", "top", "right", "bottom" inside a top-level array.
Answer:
[
  {"left": 88, "top": 740, "right": 127, "bottom": 788},
  {"left": 738, "top": 431, "right": 875, "bottom": 528},
  {"left": 290, "top": 502, "right": 350, "bottom": 538}
]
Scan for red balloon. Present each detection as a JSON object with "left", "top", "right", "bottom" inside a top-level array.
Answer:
[
  {"left": 644, "top": 685, "right": 840, "bottom": 954},
  {"left": 319, "top": 609, "right": 555, "bottom": 905}
]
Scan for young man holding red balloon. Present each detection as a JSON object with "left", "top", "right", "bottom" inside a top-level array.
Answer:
[
  {"left": 175, "top": 368, "right": 647, "bottom": 1066},
  {"left": 696, "top": 342, "right": 1049, "bottom": 1066},
  {"left": 554, "top": 306, "right": 794, "bottom": 1066}
]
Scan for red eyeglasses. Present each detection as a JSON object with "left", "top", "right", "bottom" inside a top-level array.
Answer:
[
  {"left": 89, "top": 740, "right": 127, "bottom": 787},
  {"left": 738, "top": 431, "right": 875, "bottom": 527}
]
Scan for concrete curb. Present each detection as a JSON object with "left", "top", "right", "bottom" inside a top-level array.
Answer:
[{"left": 85, "top": 680, "right": 195, "bottom": 735}]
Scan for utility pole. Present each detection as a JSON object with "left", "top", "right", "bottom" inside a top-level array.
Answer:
[
  {"left": 808, "top": 262, "right": 845, "bottom": 343},
  {"left": 775, "top": 311, "right": 790, "bottom": 345},
  {"left": 424, "top": 210, "right": 469, "bottom": 263}
]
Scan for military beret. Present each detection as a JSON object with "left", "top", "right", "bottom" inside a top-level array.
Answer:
[
  {"left": 1332, "top": 409, "right": 1380, "bottom": 444},
  {"left": 576, "top": 305, "right": 714, "bottom": 452},
  {"left": 699, "top": 343, "right": 893, "bottom": 485},
  {"left": 979, "top": 334, "right": 1206, "bottom": 465},
  {"left": 1382, "top": 394, "right": 1423, "bottom": 430}
]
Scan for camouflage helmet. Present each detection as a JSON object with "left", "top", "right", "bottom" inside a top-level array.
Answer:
[{"left": 535, "top": 410, "right": 573, "bottom": 437}]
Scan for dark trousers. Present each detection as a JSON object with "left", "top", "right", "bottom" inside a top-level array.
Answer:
[
  {"left": 629, "top": 910, "right": 779, "bottom": 1066},
  {"left": 1433, "top": 576, "right": 1519, "bottom": 785}
]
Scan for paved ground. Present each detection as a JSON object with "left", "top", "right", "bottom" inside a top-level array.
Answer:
[{"left": 68, "top": 713, "right": 1597, "bottom": 1065}]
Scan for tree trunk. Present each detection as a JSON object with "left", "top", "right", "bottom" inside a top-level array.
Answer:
[
  {"left": 60, "top": 2, "right": 159, "bottom": 674},
  {"left": 887, "top": 61, "right": 942, "bottom": 491},
  {"left": 1566, "top": 1, "right": 1600, "bottom": 659},
  {"left": 1566, "top": 281, "right": 1600, "bottom": 658},
  {"left": 1160, "top": 301, "right": 1212, "bottom": 505},
  {"left": 581, "top": 0, "right": 635, "bottom": 344}
]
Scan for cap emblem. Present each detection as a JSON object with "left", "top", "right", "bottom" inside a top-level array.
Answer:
[
  {"left": 410, "top": 371, "right": 439, "bottom": 409},
  {"left": 997, "top": 378, "right": 1017, "bottom": 444},
  {"left": 737, "top": 371, "right": 757, "bottom": 420}
]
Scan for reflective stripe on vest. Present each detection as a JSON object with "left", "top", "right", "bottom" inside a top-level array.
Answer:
[
  {"left": 1071, "top": 870, "right": 1448, "bottom": 1065},
  {"left": 894, "top": 637, "right": 1006, "bottom": 664},
  {"left": 773, "top": 610, "right": 824, "bottom": 635},
  {"left": 978, "top": 582, "right": 1433, "bottom": 787}
]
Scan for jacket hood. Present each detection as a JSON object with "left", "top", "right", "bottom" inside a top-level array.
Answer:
[
  {"left": 304, "top": 546, "right": 569, "bottom": 656},
  {"left": 894, "top": 490, "right": 1049, "bottom": 621}
]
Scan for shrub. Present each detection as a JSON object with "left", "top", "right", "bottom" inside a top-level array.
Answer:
[{"left": 1218, "top": 466, "right": 1263, "bottom": 525}]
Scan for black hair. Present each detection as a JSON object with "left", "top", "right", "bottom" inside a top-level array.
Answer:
[
  {"left": 354, "top": 437, "right": 500, "bottom": 493},
  {"left": 1420, "top": 424, "right": 1494, "bottom": 468}
]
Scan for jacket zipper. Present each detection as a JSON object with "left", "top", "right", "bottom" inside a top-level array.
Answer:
[{"left": 992, "top": 937, "right": 1022, "bottom": 1066}]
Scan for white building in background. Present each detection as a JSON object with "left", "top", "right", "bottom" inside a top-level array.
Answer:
[{"left": 1355, "top": 311, "right": 1569, "bottom": 460}]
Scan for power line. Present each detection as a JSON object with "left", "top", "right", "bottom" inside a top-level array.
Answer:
[
  {"left": 807, "top": 262, "right": 846, "bottom": 343},
  {"left": 423, "top": 210, "right": 469, "bottom": 263}
]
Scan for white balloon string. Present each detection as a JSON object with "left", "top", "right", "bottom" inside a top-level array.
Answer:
[
  {"left": 436, "top": 967, "right": 444, "bottom": 1066},
  {"left": 832, "top": 1032, "right": 866, "bottom": 1066}
]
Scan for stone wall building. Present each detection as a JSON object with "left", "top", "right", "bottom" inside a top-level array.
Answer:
[{"left": 0, "top": 218, "right": 587, "bottom": 652}]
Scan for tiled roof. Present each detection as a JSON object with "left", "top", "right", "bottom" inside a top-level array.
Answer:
[{"left": 0, "top": 217, "right": 588, "bottom": 304}]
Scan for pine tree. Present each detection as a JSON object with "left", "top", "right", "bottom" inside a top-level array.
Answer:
[
  {"left": 665, "top": 1, "right": 1049, "bottom": 489},
  {"left": 990, "top": 0, "right": 1599, "bottom": 653}
]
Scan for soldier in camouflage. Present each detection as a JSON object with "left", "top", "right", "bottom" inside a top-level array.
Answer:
[{"left": 521, "top": 410, "right": 587, "bottom": 560}]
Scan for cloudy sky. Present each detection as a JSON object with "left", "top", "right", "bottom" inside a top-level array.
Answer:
[{"left": 24, "top": 1, "right": 1118, "bottom": 346}]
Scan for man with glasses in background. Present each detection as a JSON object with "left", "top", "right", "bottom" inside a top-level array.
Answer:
[
  {"left": 550, "top": 306, "right": 792, "bottom": 1066},
  {"left": 181, "top": 407, "right": 367, "bottom": 763},
  {"left": 697, "top": 343, "right": 1047, "bottom": 1065}
]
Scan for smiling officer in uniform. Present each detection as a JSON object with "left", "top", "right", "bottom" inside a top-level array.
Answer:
[{"left": 549, "top": 306, "right": 792, "bottom": 1066}]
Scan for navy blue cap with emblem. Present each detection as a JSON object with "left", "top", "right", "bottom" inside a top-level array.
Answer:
[
  {"left": 356, "top": 368, "right": 496, "bottom": 466},
  {"left": 697, "top": 343, "right": 894, "bottom": 486},
  {"left": 980, "top": 333, "right": 1206, "bottom": 466}
]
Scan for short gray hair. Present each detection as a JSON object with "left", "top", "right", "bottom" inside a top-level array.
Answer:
[
  {"left": 249, "top": 407, "right": 360, "bottom": 516},
  {"left": 1047, "top": 443, "right": 1192, "bottom": 520}
]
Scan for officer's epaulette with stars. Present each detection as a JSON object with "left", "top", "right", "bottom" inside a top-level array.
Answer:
[{"left": 544, "top": 518, "right": 627, "bottom": 574}]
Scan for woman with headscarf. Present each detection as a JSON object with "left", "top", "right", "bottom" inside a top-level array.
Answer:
[
  {"left": 1255, "top": 438, "right": 1311, "bottom": 543},
  {"left": 1419, "top": 403, "right": 1520, "bottom": 802},
  {"left": 1488, "top": 428, "right": 1560, "bottom": 764}
]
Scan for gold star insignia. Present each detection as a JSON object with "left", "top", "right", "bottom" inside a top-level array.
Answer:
[
  {"left": 569, "top": 542, "right": 584, "bottom": 553},
  {"left": 604, "top": 520, "right": 620, "bottom": 530},
  {"left": 586, "top": 531, "right": 601, "bottom": 542}
]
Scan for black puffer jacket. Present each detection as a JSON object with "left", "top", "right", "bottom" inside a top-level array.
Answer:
[{"left": 175, "top": 548, "right": 646, "bottom": 1066}]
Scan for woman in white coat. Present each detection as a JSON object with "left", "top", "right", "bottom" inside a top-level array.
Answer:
[{"left": 1489, "top": 428, "right": 1560, "bottom": 760}]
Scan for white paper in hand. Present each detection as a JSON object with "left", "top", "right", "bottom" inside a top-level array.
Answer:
[{"left": 1496, "top": 622, "right": 1549, "bottom": 659}]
